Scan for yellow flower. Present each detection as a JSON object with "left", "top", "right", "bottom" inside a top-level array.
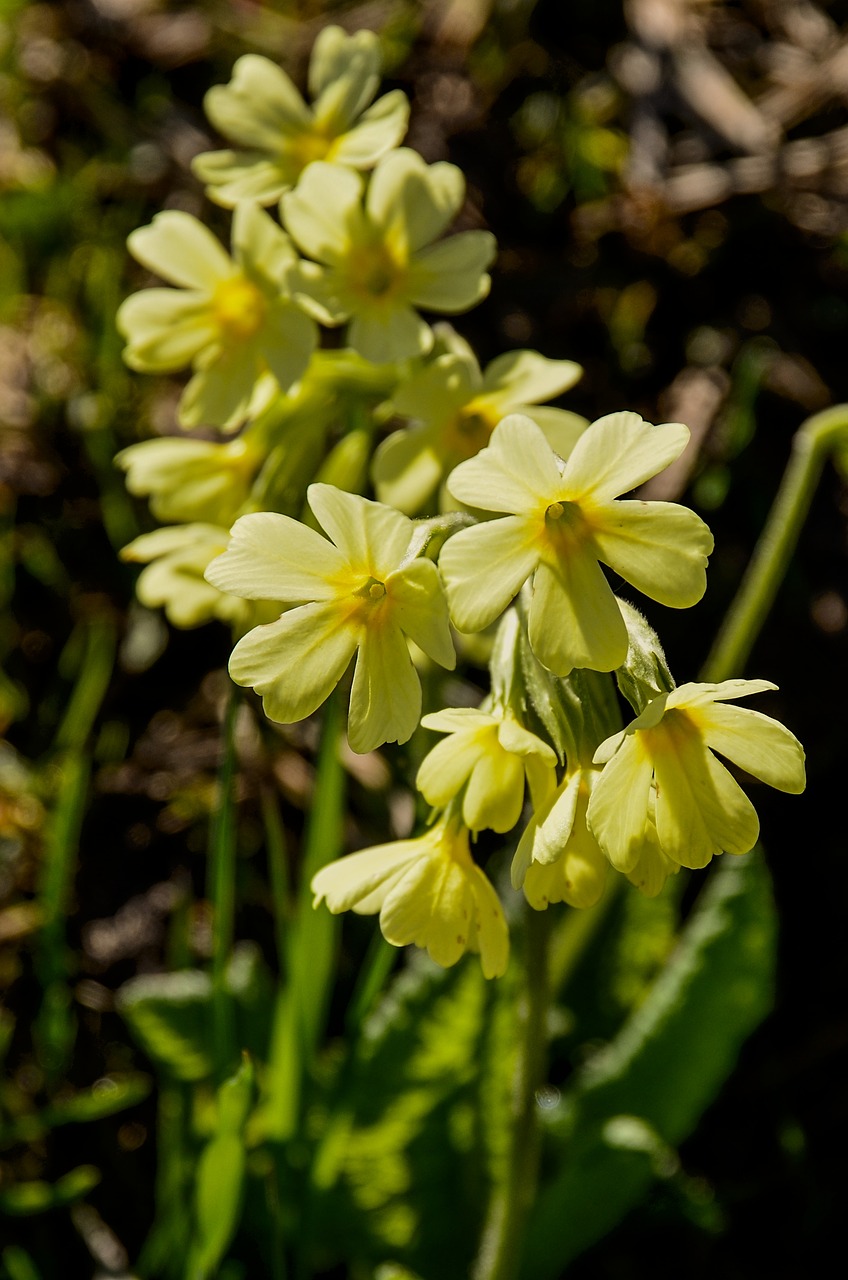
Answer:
[
  {"left": 373, "top": 335, "right": 585, "bottom": 513},
  {"left": 115, "top": 435, "right": 259, "bottom": 525},
  {"left": 281, "top": 149, "right": 497, "bottom": 363},
  {"left": 204, "top": 484, "right": 456, "bottom": 752},
  {"left": 588, "top": 680, "right": 806, "bottom": 873},
  {"left": 121, "top": 524, "right": 275, "bottom": 632},
  {"left": 511, "top": 765, "right": 608, "bottom": 909},
  {"left": 417, "top": 706, "right": 556, "bottom": 833},
  {"left": 311, "top": 815, "right": 509, "bottom": 978},
  {"left": 117, "top": 203, "right": 316, "bottom": 430},
  {"left": 439, "top": 412, "right": 713, "bottom": 675},
  {"left": 192, "top": 26, "right": 409, "bottom": 207}
]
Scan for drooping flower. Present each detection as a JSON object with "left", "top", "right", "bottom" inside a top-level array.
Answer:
[
  {"left": 281, "top": 149, "right": 497, "bottom": 364},
  {"left": 117, "top": 203, "right": 317, "bottom": 430},
  {"left": 511, "top": 764, "right": 608, "bottom": 909},
  {"left": 204, "top": 484, "right": 455, "bottom": 753},
  {"left": 121, "top": 524, "right": 276, "bottom": 631},
  {"left": 373, "top": 337, "right": 585, "bottom": 513},
  {"left": 192, "top": 26, "right": 409, "bottom": 207},
  {"left": 115, "top": 435, "right": 260, "bottom": 525},
  {"left": 417, "top": 706, "right": 557, "bottom": 834},
  {"left": 439, "top": 412, "right": 713, "bottom": 675},
  {"left": 587, "top": 680, "right": 806, "bottom": 873},
  {"left": 311, "top": 815, "right": 509, "bottom": 978}
]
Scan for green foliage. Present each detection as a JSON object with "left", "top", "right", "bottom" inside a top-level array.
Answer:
[{"left": 519, "top": 853, "right": 776, "bottom": 1277}]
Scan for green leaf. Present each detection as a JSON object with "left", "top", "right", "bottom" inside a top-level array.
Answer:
[
  {"left": 0, "top": 1165, "right": 100, "bottom": 1216},
  {"left": 308, "top": 956, "right": 512, "bottom": 1280},
  {"left": 519, "top": 853, "right": 776, "bottom": 1278},
  {"left": 117, "top": 944, "right": 269, "bottom": 1082},
  {"left": 0, "top": 1073, "right": 151, "bottom": 1144},
  {"left": 189, "top": 1057, "right": 254, "bottom": 1280}
]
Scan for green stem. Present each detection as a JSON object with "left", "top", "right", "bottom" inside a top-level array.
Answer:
[
  {"left": 703, "top": 404, "right": 848, "bottom": 683},
  {"left": 208, "top": 689, "right": 239, "bottom": 1083},
  {"left": 474, "top": 906, "right": 552, "bottom": 1280}
]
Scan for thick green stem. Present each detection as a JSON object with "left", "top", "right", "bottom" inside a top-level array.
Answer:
[
  {"left": 209, "top": 689, "right": 239, "bottom": 1083},
  {"left": 474, "top": 906, "right": 552, "bottom": 1280},
  {"left": 703, "top": 404, "right": 848, "bottom": 682}
]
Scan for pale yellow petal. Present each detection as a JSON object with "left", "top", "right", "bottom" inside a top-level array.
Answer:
[
  {"left": 348, "top": 305, "right": 432, "bottom": 364},
  {"left": 391, "top": 353, "right": 479, "bottom": 423},
  {"left": 467, "top": 866, "right": 510, "bottom": 978},
  {"left": 590, "top": 500, "right": 713, "bottom": 609},
  {"left": 311, "top": 839, "right": 420, "bottom": 914},
  {"left": 463, "top": 745, "right": 525, "bottom": 833},
  {"left": 653, "top": 727, "right": 760, "bottom": 867},
  {"left": 178, "top": 345, "right": 260, "bottom": 430},
  {"left": 690, "top": 701, "right": 805, "bottom": 794},
  {"left": 407, "top": 232, "right": 496, "bottom": 313},
  {"left": 117, "top": 290, "right": 216, "bottom": 371},
  {"left": 416, "top": 732, "right": 480, "bottom": 808},
  {"left": 306, "top": 484, "right": 412, "bottom": 574},
  {"left": 232, "top": 200, "right": 297, "bottom": 288},
  {"left": 331, "top": 91, "right": 410, "bottom": 165},
  {"left": 257, "top": 300, "right": 317, "bottom": 392},
  {"left": 667, "top": 679, "right": 777, "bottom": 709},
  {"left": 204, "top": 55, "right": 311, "bottom": 149},
  {"left": 439, "top": 516, "right": 539, "bottom": 634},
  {"left": 379, "top": 850, "right": 473, "bottom": 968},
  {"left": 497, "top": 716, "right": 557, "bottom": 763},
  {"left": 512, "top": 771, "right": 580, "bottom": 888},
  {"left": 281, "top": 163, "right": 365, "bottom": 264},
  {"left": 192, "top": 150, "right": 292, "bottom": 208},
  {"left": 446, "top": 414, "right": 563, "bottom": 514},
  {"left": 127, "top": 212, "right": 232, "bottom": 290},
  {"left": 368, "top": 149, "right": 464, "bottom": 251},
  {"left": 372, "top": 424, "right": 445, "bottom": 514},
  {"left": 528, "top": 555, "right": 628, "bottom": 675},
  {"left": 229, "top": 602, "right": 357, "bottom": 724},
  {"left": 347, "top": 619, "right": 421, "bottom": 753},
  {"left": 421, "top": 708, "right": 494, "bottom": 733},
  {"left": 587, "top": 736, "right": 654, "bottom": 873},
  {"left": 309, "top": 25, "right": 380, "bottom": 114},
  {"left": 562, "top": 413, "right": 690, "bottom": 502},
  {"left": 482, "top": 349, "right": 582, "bottom": 405},
  {"left": 204, "top": 511, "right": 347, "bottom": 601},
  {"left": 387, "top": 558, "right": 456, "bottom": 669}
]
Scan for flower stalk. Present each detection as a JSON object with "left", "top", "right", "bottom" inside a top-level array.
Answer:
[{"left": 704, "top": 404, "right": 848, "bottom": 682}]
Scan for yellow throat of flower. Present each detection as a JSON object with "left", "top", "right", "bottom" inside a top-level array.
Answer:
[
  {"left": 287, "top": 127, "right": 335, "bottom": 173},
  {"left": 347, "top": 241, "right": 406, "bottom": 306},
  {"left": 212, "top": 276, "right": 267, "bottom": 342}
]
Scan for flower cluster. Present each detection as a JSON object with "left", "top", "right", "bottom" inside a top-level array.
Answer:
[{"left": 115, "top": 22, "right": 806, "bottom": 980}]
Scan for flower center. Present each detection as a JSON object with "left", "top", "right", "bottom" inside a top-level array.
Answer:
[
  {"left": 348, "top": 242, "right": 405, "bottom": 305},
  {"left": 288, "top": 128, "right": 334, "bottom": 173},
  {"left": 354, "top": 576, "right": 387, "bottom": 601},
  {"left": 212, "top": 277, "right": 267, "bottom": 341}
]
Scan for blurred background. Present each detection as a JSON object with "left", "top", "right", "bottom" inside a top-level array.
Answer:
[{"left": 0, "top": 0, "right": 846, "bottom": 1275}]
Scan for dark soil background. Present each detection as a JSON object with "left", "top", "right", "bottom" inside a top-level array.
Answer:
[{"left": 1, "top": 0, "right": 846, "bottom": 1275}]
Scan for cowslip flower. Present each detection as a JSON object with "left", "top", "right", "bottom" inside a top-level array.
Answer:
[
  {"left": 192, "top": 26, "right": 409, "bottom": 207},
  {"left": 117, "top": 203, "right": 316, "bottom": 430},
  {"left": 281, "top": 149, "right": 497, "bottom": 363},
  {"left": 115, "top": 435, "right": 260, "bottom": 525},
  {"left": 204, "top": 484, "right": 455, "bottom": 753},
  {"left": 439, "top": 412, "right": 713, "bottom": 675},
  {"left": 417, "top": 706, "right": 557, "bottom": 834},
  {"left": 121, "top": 524, "right": 274, "bottom": 631},
  {"left": 511, "top": 764, "right": 608, "bottom": 909},
  {"left": 588, "top": 680, "right": 806, "bottom": 873},
  {"left": 311, "top": 815, "right": 509, "bottom": 978},
  {"left": 373, "top": 339, "right": 585, "bottom": 513}
]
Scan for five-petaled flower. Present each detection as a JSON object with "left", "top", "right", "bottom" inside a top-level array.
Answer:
[
  {"left": 587, "top": 679, "right": 806, "bottom": 874},
  {"left": 311, "top": 814, "right": 509, "bottom": 978},
  {"left": 373, "top": 334, "right": 584, "bottom": 513},
  {"left": 117, "top": 203, "right": 316, "bottom": 430},
  {"left": 417, "top": 706, "right": 557, "bottom": 834},
  {"left": 439, "top": 412, "right": 714, "bottom": 676},
  {"left": 204, "top": 484, "right": 456, "bottom": 753},
  {"left": 192, "top": 26, "right": 409, "bottom": 207},
  {"left": 281, "top": 149, "right": 497, "bottom": 364}
]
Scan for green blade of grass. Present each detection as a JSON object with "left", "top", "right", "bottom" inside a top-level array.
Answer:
[{"left": 208, "top": 689, "right": 240, "bottom": 1084}]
